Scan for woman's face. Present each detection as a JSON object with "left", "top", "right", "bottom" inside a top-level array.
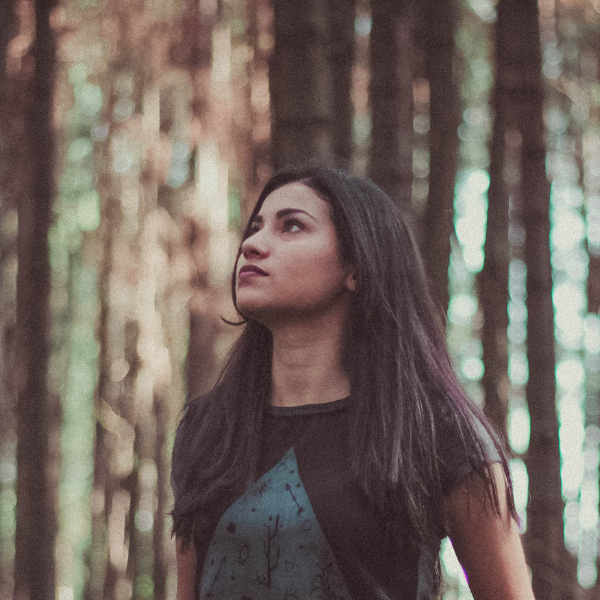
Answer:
[{"left": 235, "top": 182, "right": 355, "bottom": 324}]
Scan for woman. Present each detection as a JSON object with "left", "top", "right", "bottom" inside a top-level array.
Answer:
[{"left": 171, "top": 168, "right": 535, "bottom": 599}]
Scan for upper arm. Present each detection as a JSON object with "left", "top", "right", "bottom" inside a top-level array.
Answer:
[
  {"left": 443, "top": 463, "right": 535, "bottom": 600},
  {"left": 176, "top": 536, "right": 197, "bottom": 600}
]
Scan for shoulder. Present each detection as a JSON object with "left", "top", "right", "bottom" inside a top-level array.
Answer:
[
  {"left": 434, "top": 396, "right": 504, "bottom": 496},
  {"left": 443, "top": 463, "right": 534, "bottom": 599}
]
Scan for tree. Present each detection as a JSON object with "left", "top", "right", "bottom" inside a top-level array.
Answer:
[
  {"left": 170, "top": 0, "right": 221, "bottom": 403},
  {"left": 87, "top": 3, "right": 151, "bottom": 596},
  {"left": 241, "top": 0, "right": 273, "bottom": 215},
  {"left": 270, "top": 0, "right": 335, "bottom": 169},
  {"left": 369, "top": 0, "right": 414, "bottom": 211},
  {"left": 327, "top": 0, "right": 356, "bottom": 168},
  {"left": 477, "top": 0, "right": 512, "bottom": 440},
  {"left": 420, "top": 0, "right": 461, "bottom": 319},
  {"left": 14, "top": 0, "right": 58, "bottom": 598},
  {"left": 500, "top": 0, "right": 575, "bottom": 596},
  {"left": 0, "top": 0, "right": 22, "bottom": 597}
]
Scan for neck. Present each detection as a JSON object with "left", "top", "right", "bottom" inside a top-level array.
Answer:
[{"left": 268, "top": 306, "right": 350, "bottom": 408}]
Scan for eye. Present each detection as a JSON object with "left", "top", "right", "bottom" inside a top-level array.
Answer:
[
  {"left": 244, "top": 222, "right": 260, "bottom": 239},
  {"left": 282, "top": 218, "right": 304, "bottom": 233}
]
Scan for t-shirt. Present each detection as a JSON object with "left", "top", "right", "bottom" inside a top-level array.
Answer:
[{"left": 173, "top": 396, "right": 498, "bottom": 600}]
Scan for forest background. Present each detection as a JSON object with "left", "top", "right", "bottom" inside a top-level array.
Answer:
[{"left": 0, "top": 0, "right": 599, "bottom": 599}]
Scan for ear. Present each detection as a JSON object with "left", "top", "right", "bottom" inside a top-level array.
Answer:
[{"left": 345, "top": 270, "right": 357, "bottom": 292}]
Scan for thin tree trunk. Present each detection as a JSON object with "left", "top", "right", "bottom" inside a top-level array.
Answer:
[
  {"left": 0, "top": 3, "right": 20, "bottom": 594},
  {"left": 505, "top": 0, "right": 571, "bottom": 596},
  {"left": 153, "top": 395, "right": 168, "bottom": 600},
  {"left": 171, "top": 0, "right": 215, "bottom": 126},
  {"left": 582, "top": 33, "right": 600, "bottom": 594},
  {"left": 420, "top": 0, "right": 460, "bottom": 318},
  {"left": 14, "top": 0, "right": 57, "bottom": 598},
  {"left": 589, "top": 148, "right": 600, "bottom": 597},
  {"left": 478, "top": 11, "right": 511, "bottom": 439},
  {"left": 0, "top": 0, "right": 19, "bottom": 202},
  {"left": 327, "top": 0, "right": 356, "bottom": 168},
  {"left": 171, "top": 0, "right": 221, "bottom": 402},
  {"left": 589, "top": 256, "right": 600, "bottom": 314},
  {"left": 521, "top": 121, "right": 568, "bottom": 598},
  {"left": 270, "top": 0, "right": 335, "bottom": 169},
  {"left": 86, "top": 198, "right": 120, "bottom": 600},
  {"left": 242, "top": 0, "right": 273, "bottom": 218},
  {"left": 369, "top": 0, "right": 414, "bottom": 211}
]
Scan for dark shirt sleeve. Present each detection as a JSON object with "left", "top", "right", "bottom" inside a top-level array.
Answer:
[{"left": 437, "top": 408, "right": 502, "bottom": 497}]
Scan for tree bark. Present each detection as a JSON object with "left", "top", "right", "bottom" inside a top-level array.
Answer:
[
  {"left": 0, "top": 7, "right": 20, "bottom": 595},
  {"left": 589, "top": 257, "right": 600, "bottom": 314},
  {"left": 14, "top": 0, "right": 58, "bottom": 598},
  {"left": 420, "top": 0, "right": 460, "bottom": 319},
  {"left": 239, "top": 0, "right": 273, "bottom": 220},
  {"left": 86, "top": 197, "right": 120, "bottom": 600},
  {"left": 369, "top": 0, "right": 414, "bottom": 211},
  {"left": 0, "top": 0, "right": 20, "bottom": 203},
  {"left": 327, "top": 0, "right": 356, "bottom": 168},
  {"left": 502, "top": 0, "right": 573, "bottom": 596},
  {"left": 270, "top": 0, "right": 335, "bottom": 169},
  {"left": 478, "top": 6, "right": 511, "bottom": 440},
  {"left": 153, "top": 395, "right": 168, "bottom": 600}
]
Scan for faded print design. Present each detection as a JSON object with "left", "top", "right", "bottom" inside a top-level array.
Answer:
[{"left": 199, "top": 447, "right": 352, "bottom": 600}]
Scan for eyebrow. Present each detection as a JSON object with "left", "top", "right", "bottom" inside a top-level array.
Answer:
[{"left": 251, "top": 208, "right": 317, "bottom": 224}]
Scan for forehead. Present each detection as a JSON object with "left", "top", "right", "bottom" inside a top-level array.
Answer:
[{"left": 258, "top": 182, "right": 328, "bottom": 216}]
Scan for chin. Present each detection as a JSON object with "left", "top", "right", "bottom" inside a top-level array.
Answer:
[
  {"left": 236, "top": 300, "right": 269, "bottom": 321},
  {"left": 236, "top": 301, "right": 299, "bottom": 328}
]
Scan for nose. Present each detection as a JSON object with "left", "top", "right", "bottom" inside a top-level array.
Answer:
[{"left": 241, "top": 228, "right": 269, "bottom": 260}]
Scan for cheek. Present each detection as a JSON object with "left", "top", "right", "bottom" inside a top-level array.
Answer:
[{"left": 283, "top": 244, "right": 344, "bottom": 291}]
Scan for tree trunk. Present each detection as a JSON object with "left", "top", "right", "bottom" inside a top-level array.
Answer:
[
  {"left": 369, "top": 0, "right": 414, "bottom": 211},
  {"left": 521, "top": 120, "right": 569, "bottom": 598},
  {"left": 238, "top": 0, "right": 273, "bottom": 221},
  {"left": 270, "top": 0, "right": 335, "bottom": 169},
  {"left": 420, "top": 0, "right": 460, "bottom": 319},
  {"left": 0, "top": 3, "right": 20, "bottom": 594},
  {"left": 171, "top": 0, "right": 214, "bottom": 126},
  {"left": 153, "top": 395, "right": 168, "bottom": 600},
  {"left": 503, "top": 0, "right": 572, "bottom": 596},
  {"left": 327, "top": 0, "right": 356, "bottom": 168},
  {"left": 170, "top": 0, "right": 222, "bottom": 402},
  {"left": 86, "top": 197, "right": 121, "bottom": 600},
  {"left": 0, "top": 0, "right": 19, "bottom": 205},
  {"left": 14, "top": 0, "right": 57, "bottom": 598},
  {"left": 477, "top": 6, "right": 512, "bottom": 440}
]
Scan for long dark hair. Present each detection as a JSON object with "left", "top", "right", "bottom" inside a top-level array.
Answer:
[{"left": 172, "top": 167, "right": 515, "bottom": 554}]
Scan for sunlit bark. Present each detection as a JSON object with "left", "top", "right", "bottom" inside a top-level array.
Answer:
[
  {"left": 170, "top": 0, "right": 224, "bottom": 403},
  {"left": 87, "top": 4, "right": 150, "bottom": 597},
  {"left": 239, "top": 0, "right": 272, "bottom": 219},
  {"left": 86, "top": 196, "right": 120, "bottom": 600}
]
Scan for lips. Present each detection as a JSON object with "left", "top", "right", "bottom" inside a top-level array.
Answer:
[{"left": 239, "top": 264, "right": 268, "bottom": 277}]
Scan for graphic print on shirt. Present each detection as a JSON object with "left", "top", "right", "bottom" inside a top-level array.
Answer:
[{"left": 199, "top": 447, "right": 352, "bottom": 600}]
